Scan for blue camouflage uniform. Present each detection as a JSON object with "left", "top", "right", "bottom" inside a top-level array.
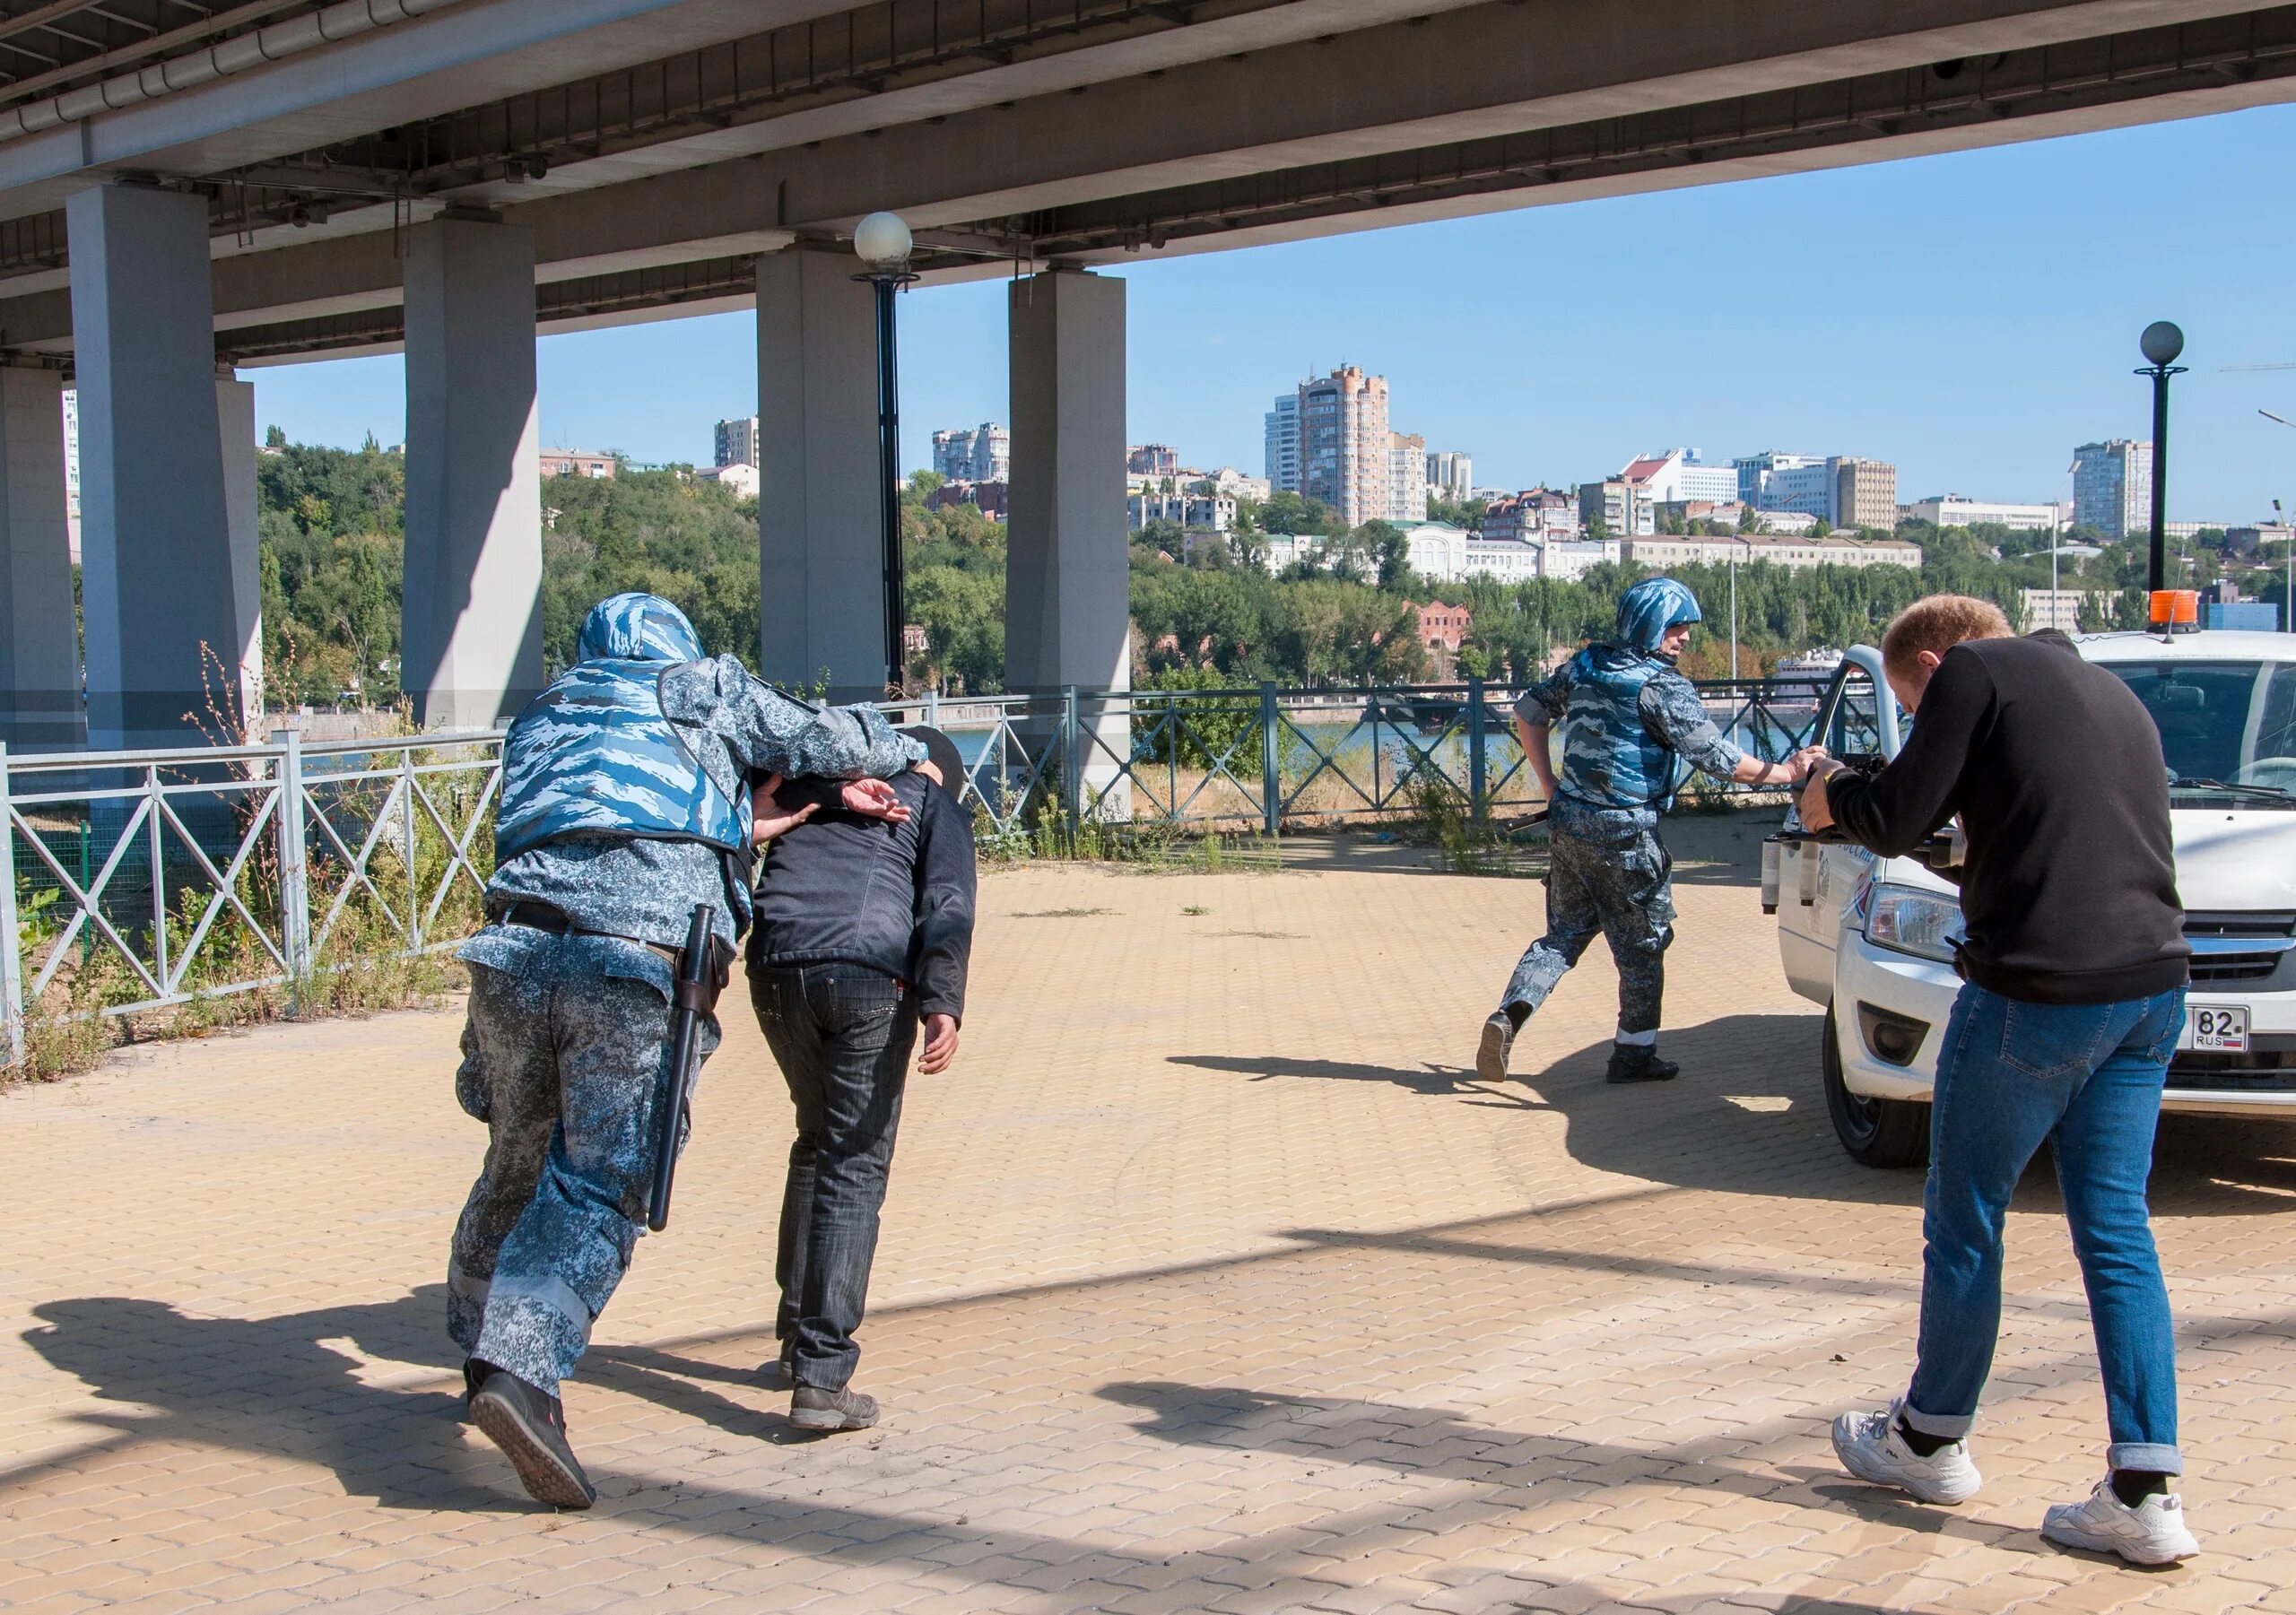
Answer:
[
  {"left": 448, "top": 593, "right": 923, "bottom": 1394},
  {"left": 1500, "top": 577, "right": 1744, "bottom": 1043}
]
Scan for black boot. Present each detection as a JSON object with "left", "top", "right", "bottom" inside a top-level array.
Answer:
[
  {"left": 1605, "top": 1043, "right": 1680, "bottom": 1084},
  {"left": 469, "top": 1368, "right": 597, "bottom": 1508},
  {"left": 791, "top": 1384, "right": 881, "bottom": 1433},
  {"left": 459, "top": 1358, "right": 487, "bottom": 1420}
]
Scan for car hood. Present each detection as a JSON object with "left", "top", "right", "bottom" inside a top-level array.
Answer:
[
  {"left": 2170, "top": 811, "right": 2296, "bottom": 913},
  {"left": 1873, "top": 811, "right": 2296, "bottom": 914}
]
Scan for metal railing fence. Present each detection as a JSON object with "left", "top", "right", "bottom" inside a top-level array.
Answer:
[{"left": 4, "top": 673, "right": 1866, "bottom": 1063}]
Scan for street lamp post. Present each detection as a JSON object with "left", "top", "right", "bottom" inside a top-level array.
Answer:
[
  {"left": 854, "top": 212, "right": 918, "bottom": 693},
  {"left": 2136, "top": 321, "right": 2187, "bottom": 595}
]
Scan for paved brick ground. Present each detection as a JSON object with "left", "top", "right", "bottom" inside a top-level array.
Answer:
[{"left": 3, "top": 818, "right": 2293, "bottom": 1613}]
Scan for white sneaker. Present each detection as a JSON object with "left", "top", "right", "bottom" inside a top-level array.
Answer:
[
  {"left": 1830, "top": 1403, "right": 1983, "bottom": 1505},
  {"left": 2042, "top": 1476, "right": 2200, "bottom": 1565}
]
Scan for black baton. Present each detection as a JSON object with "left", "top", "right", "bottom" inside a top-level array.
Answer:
[{"left": 646, "top": 904, "right": 717, "bottom": 1232}]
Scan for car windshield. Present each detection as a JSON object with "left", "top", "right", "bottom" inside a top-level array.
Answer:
[{"left": 2103, "top": 660, "right": 2296, "bottom": 792}]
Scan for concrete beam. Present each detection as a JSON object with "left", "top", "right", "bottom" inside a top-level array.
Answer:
[
  {"left": 68, "top": 183, "right": 240, "bottom": 751},
  {"left": 399, "top": 216, "right": 544, "bottom": 729},
  {"left": 0, "top": 366, "right": 81, "bottom": 750},
  {"left": 0, "top": 0, "right": 860, "bottom": 221},
  {"left": 754, "top": 247, "right": 887, "bottom": 703}
]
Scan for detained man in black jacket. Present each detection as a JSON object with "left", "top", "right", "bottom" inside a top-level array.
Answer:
[
  {"left": 744, "top": 727, "right": 976, "bottom": 1434},
  {"left": 1801, "top": 596, "right": 2198, "bottom": 1566}
]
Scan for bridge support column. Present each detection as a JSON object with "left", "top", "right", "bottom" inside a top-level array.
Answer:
[
  {"left": 215, "top": 371, "right": 264, "bottom": 731},
  {"left": 756, "top": 247, "right": 886, "bottom": 702},
  {"left": 66, "top": 182, "right": 239, "bottom": 751},
  {"left": 1006, "top": 268, "right": 1130, "bottom": 819},
  {"left": 402, "top": 214, "right": 544, "bottom": 730},
  {"left": 0, "top": 366, "right": 82, "bottom": 750}
]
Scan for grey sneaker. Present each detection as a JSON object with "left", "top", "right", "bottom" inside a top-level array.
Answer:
[
  {"left": 1476, "top": 1012, "right": 1516, "bottom": 1081},
  {"left": 2042, "top": 1476, "right": 2199, "bottom": 1565},
  {"left": 757, "top": 1350, "right": 796, "bottom": 1392},
  {"left": 1831, "top": 1403, "right": 1982, "bottom": 1505},
  {"left": 469, "top": 1368, "right": 597, "bottom": 1509},
  {"left": 791, "top": 1385, "right": 880, "bottom": 1433}
]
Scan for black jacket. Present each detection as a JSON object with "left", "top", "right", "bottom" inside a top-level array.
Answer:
[
  {"left": 746, "top": 770, "right": 977, "bottom": 1020},
  {"left": 1825, "top": 632, "right": 2187, "bottom": 1005}
]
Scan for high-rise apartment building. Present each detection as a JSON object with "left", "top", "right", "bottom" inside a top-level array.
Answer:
[
  {"left": 1263, "top": 395, "right": 1301, "bottom": 494},
  {"left": 2073, "top": 439, "right": 2152, "bottom": 540},
  {"left": 713, "top": 414, "right": 760, "bottom": 468},
  {"left": 1425, "top": 449, "right": 1474, "bottom": 504},
  {"left": 1297, "top": 366, "right": 1390, "bottom": 528},
  {"left": 1387, "top": 431, "right": 1428, "bottom": 524},
  {"left": 1830, "top": 457, "right": 1898, "bottom": 533},
  {"left": 932, "top": 422, "right": 1011, "bottom": 484}
]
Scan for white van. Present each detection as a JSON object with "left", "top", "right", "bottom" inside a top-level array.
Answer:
[{"left": 1767, "top": 630, "right": 2296, "bottom": 1167}]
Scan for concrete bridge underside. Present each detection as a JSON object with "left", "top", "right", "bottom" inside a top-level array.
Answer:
[{"left": 0, "top": 0, "right": 2285, "bottom": 742}]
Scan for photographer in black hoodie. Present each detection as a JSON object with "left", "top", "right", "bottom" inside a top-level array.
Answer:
[{"left": 744, "top": 727, "right": 975, "bottom": 1433}]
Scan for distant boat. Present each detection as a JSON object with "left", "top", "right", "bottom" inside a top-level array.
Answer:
[{"left": 1773, "top": 648, "right": 1844, "bottom": 684}]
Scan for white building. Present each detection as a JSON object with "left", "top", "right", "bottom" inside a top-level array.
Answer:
[
  {"left": 1621, "top": 448, "right": 1738, "bottom": 506},
  {"left": 1537, "top": 539, "right": 1622, "bottom": 581},
  {"left": 1262, "top": 532, "right": 1332, "bottom": 573},
  {"left": 1751, "top": 509, "right": 1821, "bottom": 537},
  {"left": 2022, "top": 588, "right": 2092, "bottom": 632},
  {"left": 1733, "top": 449, "right": 1824, "bottom": 507},
  {"left": 698, "top": 461, "right": 760, "bottom": 499},
  {"left": 1900, "top": 495, "right": 2067, "bottom": 534},
  {"left": 1623, "top": 534, "right": 1923, "bottom": 572},
  {"left": 1425, "top": 449, "right": 1474, "bottom": 504},
  {"left": 713, "top": 415, "right": 760, "bottom": 468},
  {"left": 1387, "top": 431, "right": 1428, "bottom": 524},
  {"left": 2073, "top": 439, "right": 2151, "bottom": 540},
  {"left": 1263, "top": 394, "right": 1302, "bottom": 494},
  {"left": 1761, "top": 459, "right": 1836, "bottom": 519},
  {"left": 933, "top": 422, "right": 1010, "bottom": 484},
  {"left": 1128, "top": 491, "right": 1236, "bottom": 534},
  {"left": 1578, "top": 479, "right": 1656, "bottom": 538}
]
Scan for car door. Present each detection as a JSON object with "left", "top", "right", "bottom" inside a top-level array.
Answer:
[{"left": 1775, "top": 648, "right": 1900, "bottom": 1000}]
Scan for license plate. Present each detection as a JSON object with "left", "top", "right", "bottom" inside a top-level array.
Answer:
[{"left": 2186, "top": 1004, "right": 2250, "bottom": 1053}]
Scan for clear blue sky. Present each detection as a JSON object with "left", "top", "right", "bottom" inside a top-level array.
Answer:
[{"left": 252, "top": 101, "right": 2296, "bottom": 524}]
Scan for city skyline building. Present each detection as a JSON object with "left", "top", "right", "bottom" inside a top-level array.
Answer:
[
  {"left": 1425, "top": 449, "right": 1473, "bottom": 505},
  {"left": 932, "top": 421, "right": 1011, "bottom": 484},
  {"left": 1298, "top": 366, "right": 1391, "bottom": 529},
  {"left": 2073, "top": 438, "right": 2152, "bottom": 541},
  {"left": 1263, "top": 394, "right": 1301, "bottom": 495},
  {"left": 1899, "top": 494, "right": 2069, "bottom": 532},
  {"left": 1387, "top": 430, "right": 1428, "bottom": 524},
  {"left": 1128, "top": 444, "right": 1179, "bottom": 477},
  {"left": 713, "top": 414, "right": 759, "bottom": 468},
  {"left": 1831, "top": 456, "right": 1898, "bottom": 533},
  {"left": 1622, "top": 448, "right": 1738, "bottom": 507}
]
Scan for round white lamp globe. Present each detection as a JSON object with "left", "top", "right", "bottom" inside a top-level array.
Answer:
[{"left": 854, "top": 212, "right": 913, "bottom": 271}]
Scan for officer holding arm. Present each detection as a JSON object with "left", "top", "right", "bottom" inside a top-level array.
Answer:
[
  {"left": 448, "top": 592, "right": 924, "bottom": 1508},
  {"left": 1476, "top": 577, "right": 1820, "bottom": 1085}
]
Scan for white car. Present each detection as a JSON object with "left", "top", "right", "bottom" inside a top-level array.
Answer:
[{"left": 1767, "top": 630, "right": 2296, "bottom": 1167}]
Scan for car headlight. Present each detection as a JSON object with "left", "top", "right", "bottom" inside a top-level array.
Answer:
[{"left": 1863, "top": 882, "right": 1963, "bottom": 964}]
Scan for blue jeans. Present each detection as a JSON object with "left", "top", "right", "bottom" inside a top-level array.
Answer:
[
  {"left": 1902, "top": 981, "right": 2186, "bottom": 1474},
  {"left": 750, "top": 961, "right": 918, "bottom": 1391}
]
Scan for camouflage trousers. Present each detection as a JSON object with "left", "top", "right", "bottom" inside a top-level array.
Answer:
[
  {"left": 1500, "top": 820, "right": 1675, "bottom": 1038},
  {"left": 447, "top": 926, "right": 720, "bottom": 1394}
]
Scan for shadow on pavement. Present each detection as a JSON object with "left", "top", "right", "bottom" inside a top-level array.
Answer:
[
  {"left": 17, "top": 1287, "right": 520, "bottom": 1512},
  {"left": 1172, "top": 1012, "right": 2296, "bottom": 1215}
]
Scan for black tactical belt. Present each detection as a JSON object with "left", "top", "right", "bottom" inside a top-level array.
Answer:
[{"left": 488, "top": 899, "right": 731, "bottom": 1006}]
